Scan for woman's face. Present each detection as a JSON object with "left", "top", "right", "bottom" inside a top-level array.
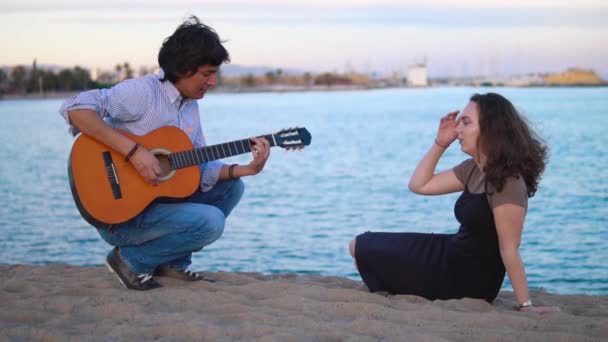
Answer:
[{"left": 456, "top": 101, "right": 481, "bottom": 158}]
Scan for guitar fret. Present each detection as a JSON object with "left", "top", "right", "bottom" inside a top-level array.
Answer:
[
  {"left": 203, "top": 147, "right": 210, "bottom": 162},
  {"left": 192, "top": 150, "right": 198, "bottom": 165},
  {"left": 172, "top": 152, "right": 179, "bottom": 169},
  {"left": 220, "top": 143, "right": 226, "bottom": 158},
  {"left": 180, "top": 151, "right": 187, "bottom": 167},
  {"left": 214, "top": 145, "right": 220, "bottom": 159},
  {"left": 186, "top": 151, "right": 196, "bottom": 166},
  {"left": 267, "top": 134, "right": 276, "bottom": 147},
  {"left": 208, "top": 146, "right": 215, "bottom": 160},
  {"left": 191, "top": 150, "right": 197, "bottom": 165},
  {"left": 225, "top": 143, "right": 232, "bottom": 157},
  {"left": 183, "top": 150, "right": 190, "bottom": 167},
  {"left": 229, "top": 142, "right": 236, "bottom": 155},
  {"left": 178, "top": 152, "right": 185, "bottom": 168},
  {"left": 196, "top": 148, "right": 205, "bottom": 164},
  {"left": 226, "top": 142, "right": 232, "bottom": 156},
  {"left": 173, "top": 153, "right": 179, "bottom": 169},
  {"left": 194, "top": 149, "right": 201, "bottom": 165},
  {"left": 173, "top": 152, "right": 179, "bottom": 169},
  {"left": 221, "top": 144, "right": 231, "bottom": 158}
]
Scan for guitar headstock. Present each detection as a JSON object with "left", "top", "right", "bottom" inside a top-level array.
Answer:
[{"left": 273, "top": 127, "right": 311, "bottom": 151}]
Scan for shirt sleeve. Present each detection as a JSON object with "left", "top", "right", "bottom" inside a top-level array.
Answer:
[
  {"left": 59, "top": 78, "right": 151, "bottom": 136},
  {"left": 488, "top": 176, "right": 528, "bottom": 210},
  {"left": 194, "top": 105, "right": 225, "bottom": 192},
  {"left": 200, "top": 161, "right": 225, "bottom": 192},
  {"left": 452, "top": 158, "right": 476, "bottom": 185}
]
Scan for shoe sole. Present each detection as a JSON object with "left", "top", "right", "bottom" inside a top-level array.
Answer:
[
  {"left": 105, "top": 260, "right": 129, "bottom": 289},
  {"left": 106, "top": 252, "right": 161, "bottom": 291},
  {"left": 155, "top": 267, "right": 217, "bottom": 283}
]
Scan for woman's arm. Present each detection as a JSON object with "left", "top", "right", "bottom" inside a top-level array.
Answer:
[
  {"left": 494, "top": 204, "right": 529, "bottom": 303},
  {"left": 408, "top": 111, "right": 464, "bottom": 195},
  {"left": 494, "top": 204, "right": 560, "bottom": 314},
  {"left": 408, "top": 147, "right": 464, "bottom": 195}
]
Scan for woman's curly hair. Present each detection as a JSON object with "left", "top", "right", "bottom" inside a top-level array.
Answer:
[
  {"left": 471, "top": 93, "right": 548, "bottom": 197},
  {"left": 158, "top": 16, "right": 230, "bottom": 83}
]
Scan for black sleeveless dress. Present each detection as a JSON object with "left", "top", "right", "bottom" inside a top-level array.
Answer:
[{"left": 355, "top": 169, "right": 506, "bottom": 302}]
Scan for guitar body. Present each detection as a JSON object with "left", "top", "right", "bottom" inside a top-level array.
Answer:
[
  {"left": 67, "top": 125, "right": 311, "bottom": 228},
  {"left": 68, "top": 126, "right": 200, "bottom": 227}
]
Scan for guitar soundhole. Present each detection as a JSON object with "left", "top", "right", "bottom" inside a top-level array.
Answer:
[
  {"left": 157, "top": 154, "right": 172, "bottom": 177},
  {"left": 150, "top": 149, "right": 176, "bottom": 182}
]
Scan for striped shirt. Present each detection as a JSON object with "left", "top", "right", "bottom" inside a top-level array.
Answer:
[{"left": 59, "top": 71, "right": 223, "bottom": 191}]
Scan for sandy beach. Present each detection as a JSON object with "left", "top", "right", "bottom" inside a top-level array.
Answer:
[{"left": 0, "top": 265, "right": 606, "bottom": 341}]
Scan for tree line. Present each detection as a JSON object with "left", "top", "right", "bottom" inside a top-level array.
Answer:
[
  {"left": 0, "top": 61, "right": 135, "bottom": 96},
  {"left": 0, "top": 61, "right": 377, "bottom": 97}
]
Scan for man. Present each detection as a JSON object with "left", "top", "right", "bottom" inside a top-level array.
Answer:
[{"left": 60, "top": 16, "right": 271, "bottom": 290}]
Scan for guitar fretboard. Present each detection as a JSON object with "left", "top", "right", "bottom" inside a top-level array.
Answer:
[{"left": 169, "top": 134, "right": 275, "bottom": 170}]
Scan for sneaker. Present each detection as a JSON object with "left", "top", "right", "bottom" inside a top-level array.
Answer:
[
  {"left": 105, "top": 248, "right": 162, "bottom": 291},
  {"left": 154, "top": 264, "right": 216, "bottom": 283}
]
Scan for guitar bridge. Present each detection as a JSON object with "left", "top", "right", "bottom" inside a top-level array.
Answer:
[{"left": 103, "top": 151, "right": 123, "bottom": 199}]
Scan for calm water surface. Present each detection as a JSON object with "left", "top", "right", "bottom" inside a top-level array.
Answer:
[{"left": 0, "top": 87, "right": 606, "bottom": 295}]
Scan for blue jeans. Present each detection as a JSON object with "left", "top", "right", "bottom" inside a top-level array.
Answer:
[{"left": 97, "top": 178, "right": 244, "bottom": 274}]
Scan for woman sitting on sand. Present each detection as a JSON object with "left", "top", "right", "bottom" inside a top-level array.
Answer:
[{"left": 349, "top": 93, "right": 559, "bottom": 313}]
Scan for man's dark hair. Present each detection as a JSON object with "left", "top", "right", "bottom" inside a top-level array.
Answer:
[{"left": 158, "top": 16, "right": 230, "bottom": 83}]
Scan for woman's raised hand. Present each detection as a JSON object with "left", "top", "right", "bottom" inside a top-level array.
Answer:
[{"left": 436, "top": 111, "right": 460, "bottom": 148}]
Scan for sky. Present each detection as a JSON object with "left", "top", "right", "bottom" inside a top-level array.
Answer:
[{"left": 1, "top": 0, "right": 607, "bottom": 78}]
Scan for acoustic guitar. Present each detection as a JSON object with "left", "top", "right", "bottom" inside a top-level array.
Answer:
[{"left": 68, "top": 126, "right": 311, "bottom": 227}]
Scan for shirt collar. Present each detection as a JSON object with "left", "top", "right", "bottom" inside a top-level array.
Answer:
[
  {"left": 156, "top": 69, "right": 198, "bottom": 107},
  {"left": 156, "top": 69, "right": 183, "bottom": 105}
]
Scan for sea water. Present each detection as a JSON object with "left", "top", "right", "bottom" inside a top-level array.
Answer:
[{"left": 0, "top": 86, "right": 606, "bottom": 294}]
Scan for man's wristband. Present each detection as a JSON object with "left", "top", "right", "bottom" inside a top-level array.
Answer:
[
  {"left": 125, "top": 143, "right": 141, "bottom": 162},
  {"left": 228, "top": 164, "right": 238, "bottom": 179}
]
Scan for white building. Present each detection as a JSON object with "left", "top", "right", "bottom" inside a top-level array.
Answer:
[{"left": 407, "top": 64, "right": 428, "bottom": 87}]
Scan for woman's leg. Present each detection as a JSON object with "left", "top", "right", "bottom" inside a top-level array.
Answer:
[{"left": 349, "top": 238, "right": 358, "bottom": 270}]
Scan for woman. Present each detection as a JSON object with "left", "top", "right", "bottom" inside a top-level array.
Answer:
[{"left": 349, "top": 93, "right": 558, "bottom": 313}]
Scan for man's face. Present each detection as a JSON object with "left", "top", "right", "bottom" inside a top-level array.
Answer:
[{"left": 174, "top": 64, "right": 220, "bottom": 99}]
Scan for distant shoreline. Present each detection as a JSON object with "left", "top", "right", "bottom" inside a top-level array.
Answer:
[
  {"left": 1, "top": 84, "right": 607, "bottom": 101},
  {"left": 0, "top": 91, "right": 78, "bottom": 101}
]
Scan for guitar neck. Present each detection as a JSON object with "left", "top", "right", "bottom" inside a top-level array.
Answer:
[{"left": 169, "top": 134, "right": 276, "bottom": 170}]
